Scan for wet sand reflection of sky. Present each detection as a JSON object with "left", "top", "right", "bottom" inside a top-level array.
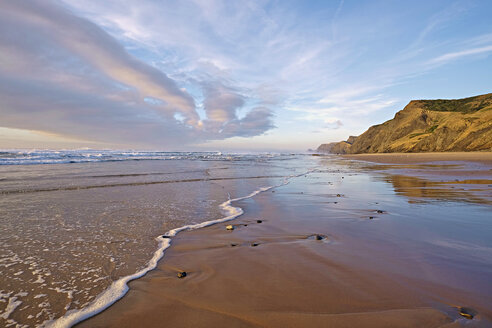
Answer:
[
  {"left": 319, "top": 157, "right": 492, "bottom": 205},
  {"left": 360, "top": 162, "right": 492, "bottom": 205},
  {"left": 377, "top": 175, "right": 492, "bottom": 205}
]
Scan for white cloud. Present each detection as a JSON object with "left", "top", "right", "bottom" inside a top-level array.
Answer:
[{"left": 430, "top": 44, "right": 492, "bottom": 64}]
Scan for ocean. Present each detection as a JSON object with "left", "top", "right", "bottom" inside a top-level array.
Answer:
[{"left": 0, "top": 150, "right": 308, "bottom": 327}]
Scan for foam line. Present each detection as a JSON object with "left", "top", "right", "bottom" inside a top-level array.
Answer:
[{"left": 43, "top": 174, "right": 299, "bottom": 328}]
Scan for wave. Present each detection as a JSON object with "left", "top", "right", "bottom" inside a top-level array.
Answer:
[
  {"left": 0, "top": 175, "right": 286, "bottom": 195},
  {"left": 42, "top": 175, "right": 295, "bottom": 328},
  {"left": 0, "top": 150, "right": 295, "bottom": 165}
]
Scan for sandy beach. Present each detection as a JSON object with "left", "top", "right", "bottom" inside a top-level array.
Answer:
[
  {"left": 77, "top": 153, "right": 492, "bottom": 328},
  {"left": 342, "top": 152, "right": 492, "bottom": 164},
  {"left": 0, "top": 154, "right": 293, "bottom": 327}
]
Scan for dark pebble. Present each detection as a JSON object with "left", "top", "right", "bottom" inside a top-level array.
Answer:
[
  {"left": 257, "top": 220, "right": 263, "bottom": 223},
  {"left": 177, "top": 271, "right": 187, "bottom": 278},
  {"left": 369, "top": 216, "right": 374, "bottom": 219},
  {"left": 162, "top": 235, "right": 171, "bottom": 238},
  {"left": 244, "top": 224, "right": 248, "bottom": 226},
  {"left": 231, "top": 243, "right": 238, "bottom": 247},
  {"left": 334, "top": 202, "right": 338, "bottom": 204},
  {"left": 336, "top": 194, "right": 341, "bottom": 197},
  {"left": 376, "top": 210, "right": 384, "bottom": 214},
  {"left": 315, "top": 235, "right": 324, "bottom": 240},
  {"left": 251, "top": 243, "right": 259, "bottom": 247}
]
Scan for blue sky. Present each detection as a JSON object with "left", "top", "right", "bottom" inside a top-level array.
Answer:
[{"left": 0, "top": 0, "right": 491, "bottom": 151}]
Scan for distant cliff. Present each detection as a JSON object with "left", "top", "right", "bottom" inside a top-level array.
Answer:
[
  {"left": 317, "top": 93, "right": 492, "bottom": 154},
  {"left": 317, "top": 136, "right": 357, "bottom": 154}
]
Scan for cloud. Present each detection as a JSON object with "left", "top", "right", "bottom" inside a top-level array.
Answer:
[
  {"left": 202, "top": 82, "right": 245, "bottom": 123},
  {"left": 290, "top": 87, "right": 398, "bottom": 118},
  {"left": 0, "top": 0, "right": 274, "bottom": 148},
  {"left": 323, "top": 119, "right": 343, "bottom": 130},
  {"left": 429, "top": 44, "right": 492, "bottom": 64},
  {"left": 218, "top": 106, "right": 276, "bottom": 138}
]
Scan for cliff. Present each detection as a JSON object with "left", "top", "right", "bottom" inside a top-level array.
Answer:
[
  {"left": 317, "top": 93, "right": 492, "bottom": 154},
  {"left": 317, "top": 136, "right": 357, "bottom": 154}
]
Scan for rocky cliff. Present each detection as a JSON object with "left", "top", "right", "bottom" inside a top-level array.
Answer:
[
  {"left": 317, "top": 93, "right": 492, "bottom": 153},
  {"left": 317, "top": 136, "right": 357, "bottom": 154}
]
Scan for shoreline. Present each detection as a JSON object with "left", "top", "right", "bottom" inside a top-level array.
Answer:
[
  {"left": 0, "top": 155, "right": 301, "bottom": 327},
  {"left": 77, "top": 158, "right": 492, "bottom": 327},
  {"left": 47, "top": 177, "right": 294, "bottom": 328},
  {"left": 340, "top": 152, "right": 492, "bottom": 164}
]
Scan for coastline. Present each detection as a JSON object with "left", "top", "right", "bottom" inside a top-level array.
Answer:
[
  {"left": 47, "top": 180, "right": 290, "bottom": 327},
  {"left": 0, "top": 156, "right": 296, "bottom": 327},
  {"left": 77, "top": 156, "right": 492, "bottom": 327}
]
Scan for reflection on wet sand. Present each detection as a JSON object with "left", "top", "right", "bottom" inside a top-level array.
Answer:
[
  {"left": 341, "top": 158, "right": 492, "bottom": 205},
  {"left": 379, "top": 175, "right": 492, "bottom": 205}
]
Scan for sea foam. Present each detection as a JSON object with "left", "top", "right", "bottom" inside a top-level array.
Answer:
[{"left": 43, "top": 177, "right": 293, "bottom": 328}]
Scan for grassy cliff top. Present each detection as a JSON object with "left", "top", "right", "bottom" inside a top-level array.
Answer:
[{"left": 416, "top": 93, "right": 492, "bottom": 113}]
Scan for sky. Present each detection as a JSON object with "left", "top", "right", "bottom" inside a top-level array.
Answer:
[{"left": 0, "top": 0, "right": 491, "bottom": 151}]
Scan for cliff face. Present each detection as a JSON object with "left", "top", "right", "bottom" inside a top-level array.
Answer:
[
  {"left": 317, "top": 93, "right": 492, "bottom": 154},
  {"left": 317, "top": 136, "right": 357, "bottom": 154}
]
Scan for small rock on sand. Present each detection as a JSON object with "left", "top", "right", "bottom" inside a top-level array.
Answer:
[
  {"left": 251, "top": 243, "right": 259, "bottom": 247},
  {"left": 177, "top": 271, "right": 187, "bottom": 278},
  {"left": 376, "top": 210, "right": 384, "bottom": 214},
  {"left": 458, "top": 307, "right": 474, "bottom": 319},
  {"left": 336, "top": 194, "right": 341, "bottom": 197},
  {"left": 369, "top": 216, "right": 374, "bottom": 220},
  {"left": 226, "top": 225, "right": 234, "bottom": 230},
  {"left": 315, "top": 235, "right": 324, "bottom": 240},
  {"left": 256, "top": 220, "right": 263, "bottom": 223},
  {"left": 162, "top": 235, "right": 171, "bottom": 238}
]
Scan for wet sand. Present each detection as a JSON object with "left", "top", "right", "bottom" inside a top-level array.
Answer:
[
  {"left": 342, "top": 152, "right": 492, "bottom": 164},
  {"left": 78, "top": 156, "right": 492, "bottom": 328},
  {"left": 0, "top": 158, "right": 293, "bottom": 327}
]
